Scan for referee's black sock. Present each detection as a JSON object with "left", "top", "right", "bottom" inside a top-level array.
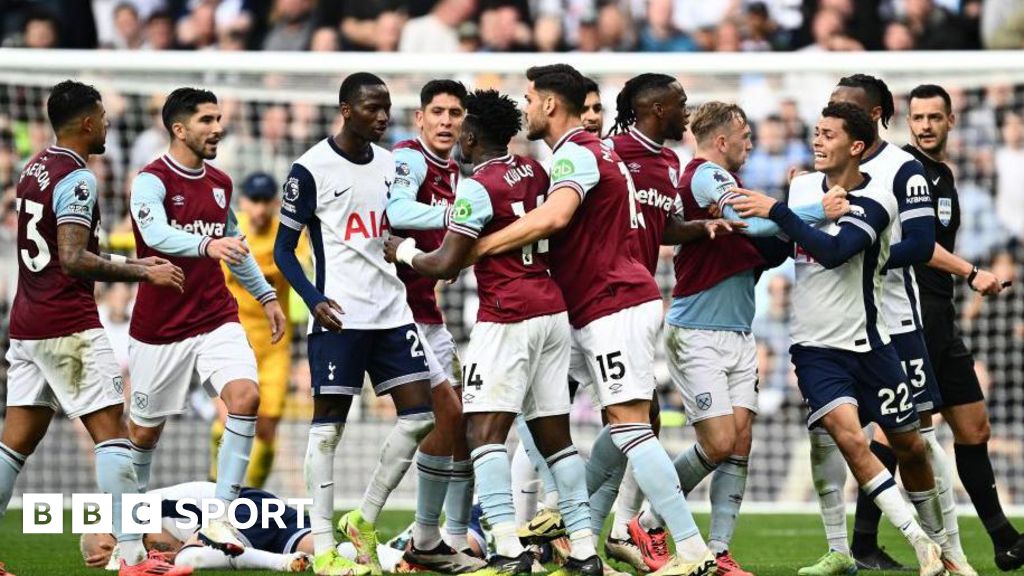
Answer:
[
  {"left": 955, "top": 442, "right": 1020, "bottom": 550},
  {"left": 851, "top": 440, "right": 897, "bottom": 556}
]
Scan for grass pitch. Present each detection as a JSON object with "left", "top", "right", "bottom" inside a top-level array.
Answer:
[{"left": 0, "top": 509, "right": 1003, "bottom": 575}]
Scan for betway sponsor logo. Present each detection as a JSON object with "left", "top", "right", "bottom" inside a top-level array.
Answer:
[
  {"left": 170, "top": 219, "right": 226, "bottom": 236},
  {"left": 633, "top": 187, "right": 674, "bottom": 213}
]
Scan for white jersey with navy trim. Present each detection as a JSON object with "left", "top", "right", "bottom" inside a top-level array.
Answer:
[
  {"left": 788, "top": 172, "right": 898, "bottom": 353},
  {"left": 281, "top": 138, "right": 412, "bottom": 332},
  {"left": 860, "top": 142, "right": 931, "bottom": 335}
]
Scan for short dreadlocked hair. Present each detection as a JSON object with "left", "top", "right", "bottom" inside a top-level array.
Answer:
[
  {"left": 609, "top": 73, "right": 678, "bottom": 136},
  {"left": 837, "top": 73, "right": 895, "bottom": 129},
  {"left": 464, "top": 89, "right": 522, "bottom": 147}
]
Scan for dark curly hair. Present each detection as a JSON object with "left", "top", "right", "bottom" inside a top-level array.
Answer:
[
  {"left": 821, "top": 101, "right": 876, "bottom": 152},
  {"left": 464, "top": 89, "right": 522, "bottom": 147},
  {"left": 47, "top": 80, "right": 102, "bottom": 132}
]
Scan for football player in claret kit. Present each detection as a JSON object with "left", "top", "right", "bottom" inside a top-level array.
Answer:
[
  {"left": 0, "top": 80, "right": 187, "bottom": 576},
  {"left": 388, "top": 88, "right": 600, "bottom": 576},
  {"left": 274, "top": 73, "right": 481, "bottom": 576},
  {"left": 384, "top": 79, "right": 478, "bottom": 565},
  {"left": 729, "top": 102, "right": 948, "bottom": 576},
  {"left": 128, "top": 87, "right": 287, "bottom": 558},
  {"left": 471, "top": 63, "right": 715, "bottom": 576}
]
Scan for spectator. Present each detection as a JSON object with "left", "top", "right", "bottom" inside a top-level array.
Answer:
[
  {"left": 742, "top": 115, "right": 810, "bottom": 197},
  {"left": 742, "top": 2, "right": 787, "bottom": 51},
  {"left": 904, "top": 0, "right": 967, "bottom": 49},
  {"left": 983, "top": 0, "right": 1024, "bottom": 48},
  {"left": 714, "top": 18, "right": 742, "bottom": 51},
  {"left": 398, "top": 0, "right": 475, "bottom": 52},
  {"left": 262, "top": 0, "right": 316, "bottom": 51},
  {"left": 957, "top": 177, "right": 1008, "bottom": 262},
  {"left": 458, "top": 21, "right": 481, "bottom": 51},
  {"left": 477, "top": 2, "right": 532, "bottom": 51},
  {"left": 108, "top": 2, "right": 144, "bottom": 49},
  {"left": 144, "top": 10, "right": 175, "bottom": 50},
  {"left": 778, "top": 98, "right": 809, "bottom": 142},
  {"left": 177, "top": 0, "right": 217, "bottom": 49},
  {"left": 129, "top": 94, "right": 168, "bottom": 174},
  {"left": 309, "top": 26, "right": 339, "bottom": 51},
  {"left": 638, "top": 0, "right": 697, "bottom": 52},
  {"left": 996, "top": 112, "right": 1024, "bottom": 241},
  {"left": 883, "top": 20, "right": 915, "bottom": 50},
  {"left": 797, "top": 7, "right": 842, "bottom": 51},
  {"left": 316, "top": 0, "right": 406, "bottom": 51},
  {"left": 19, "top": 8, "right": 60, "bottom": 49}
]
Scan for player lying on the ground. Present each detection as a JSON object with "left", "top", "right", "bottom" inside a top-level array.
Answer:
[{"left": 79, "top": 481, "right": 311, "bottom": 572}]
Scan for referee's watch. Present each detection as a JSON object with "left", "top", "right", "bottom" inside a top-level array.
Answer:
[{"left": 967, "top": 264, "right": 980, "bottom": 290}]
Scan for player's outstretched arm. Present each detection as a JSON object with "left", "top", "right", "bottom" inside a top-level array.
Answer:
[
  {"left": 928, "top": 244, "right": 1008, "bottom": 296},
  {"left": 57, "top": 223, "right": 185, "bottom": 290},
  {"left": 767, "top": 199, "right": 884, "bottom": 269},
  {"left": 474, "top": 187, "right": 579, "bottom": 258},
  {"left": 386, "top": 148, "right": 450, "bottom": 230},
  {"left": 388, "top": 232, "right": 476, "bottom": 280},
  {"left": 661, "top": 214, "right": 747, "bottom": 245},
  {"left": 886, "top": 160, "right": 936, "bottom": 268}
]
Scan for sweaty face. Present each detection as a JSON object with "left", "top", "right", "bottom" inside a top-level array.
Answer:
[
  {"left": 523, "top": 82, "right": 548, "bottom": 141},
  {"left": 722, "top": 116, "right": 752, "bottom": 172},
  {"left": 908, "top": 96, "right": 952, "bottom": 155},
  {"left": 418, "top": 93, "right": 464, "bottom": 156},
  {"left": 180, "top": 102, "right": 223, "bottom": 160},
  {"left": 344, "top": 85, "right": 392, "bottom": 143},
  {"left": 580, "top": 91, "right": 603, "bottom": 135},
  {"left": 661, "top": 82, "right": 689, "bottom": 142},
  {"left": 812, "top": 116, "right": 858, "bottom": 173}
]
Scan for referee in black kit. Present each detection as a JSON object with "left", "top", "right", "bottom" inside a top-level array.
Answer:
[{"left": 905, "top": 84, "right": 1023, "bottom": 571}]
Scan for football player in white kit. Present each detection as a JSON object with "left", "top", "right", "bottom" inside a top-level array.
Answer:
[
  {"left": 273, "top": 73, "right": 480, "bottom": 576},
  {"left": 730, "top": 102, "right": 949, "bottom": 576}
]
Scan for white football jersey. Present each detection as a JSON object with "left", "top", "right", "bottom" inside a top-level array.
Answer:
[
  {"left": 788, "top": 172, "right": 898, "bottom": 353},
  {"left": 281, "top": 138, "right": 413, "bottom": 332},
  {"left": 860, "top": 142, "right": 932, "bottom": 335}
]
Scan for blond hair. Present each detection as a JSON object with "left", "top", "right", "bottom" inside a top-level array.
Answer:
[{"left": 690, "top": 102, "right": 747, "bottom": 143}]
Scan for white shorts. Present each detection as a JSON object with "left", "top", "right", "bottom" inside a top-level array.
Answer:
[
  {"left": 666, "top": 326, "right": 759, "bottom": 423},
  {"left": 5, "top": 329, "right": 124, "bottom": 419},
  {"left": 128, "top": 322, "right": 258, "bottom": 425},
  {"left": 461, "top": 312, "right": 571, "bottom": 421},
  {"left": 570, "top": 299, "right": 661, "bottom": 408},
  {"left": 418, "top": 322, "right": 460, "bottom": 387}
]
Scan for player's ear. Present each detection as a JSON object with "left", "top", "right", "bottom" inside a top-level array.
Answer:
[
  {"left": 414, "top": 108, "right": 424, "bottom": 129},
  {"left": 543, "top": 94, "right": 556, "bottom": 117},
  {"left": 850, "top": 139, "right": 865, "bottom": 157}
]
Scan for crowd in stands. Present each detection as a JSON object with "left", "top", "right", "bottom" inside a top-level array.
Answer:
[{"left": 4, "top": 0, "right": 1024, "bottom": 54}]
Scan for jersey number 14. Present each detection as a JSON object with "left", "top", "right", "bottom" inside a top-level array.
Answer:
[{"left": 511, "top": 196, "right": 549, "bottom": 266}]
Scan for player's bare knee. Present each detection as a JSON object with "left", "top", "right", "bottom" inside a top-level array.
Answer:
[
  {"left": 702, "top": 434, "right": 735, "bottom": 464},
  {"left": 224, "top": 381, "right": 260, "bottom": 416},
  {"left": 890, "top": 430, "right": 928, "bottom": 467},
  {"left": 129, "top": 423, "right": 163, "bottom": 449},
  {"left": 465, "top": 415, "right": 506, "bottom": 449}
]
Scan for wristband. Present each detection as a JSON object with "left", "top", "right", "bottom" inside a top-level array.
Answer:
[
  {"left": 967, "top": 265, "right": 979, "bottom": 290},
  {"left": 396, "top": 238, "right": 423, "bottom": 266},
  {"left": 109, "top": 254, "right": 128, "bottom": 264}
]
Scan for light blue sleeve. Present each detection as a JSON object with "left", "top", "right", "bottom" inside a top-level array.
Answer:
[
  {"left": 447, "top": 178, "right": 494, "bottom": 238},
  {"left": 224, "top": 210, "right": 277, "bottom": 304},
  {"left": 549, "top": 142, "right": 600, "bottom": 198},
  {"left": 693, "top": 163, "right": 827, "bottom": 237},
  {"left": 385, "top": 147, "right": 448, "bottom": 230},
  {"left": 130, "top": 171, "right": 208, "bottom": 257},
  {"left": 53, "top": 168, "right": 97, "bottom": 228}
]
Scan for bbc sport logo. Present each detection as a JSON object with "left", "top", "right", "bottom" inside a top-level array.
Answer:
[{"left": 21, "top": 493, "right": 313, "bottom": 534}]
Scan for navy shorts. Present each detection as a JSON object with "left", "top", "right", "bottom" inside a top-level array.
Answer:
[
  {"left": 890, "top": 330, "right": 943, "bottom": 412},
  {"left": 308, "top": 324, "right": 431, "bottom": 396},
  {"left": 791, "top": 344, "right": 919, "bottom": 433}
]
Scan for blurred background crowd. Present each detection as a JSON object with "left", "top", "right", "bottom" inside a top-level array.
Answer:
[{"left": 3, "top": 0, "right": 1024, "bottom": 54}]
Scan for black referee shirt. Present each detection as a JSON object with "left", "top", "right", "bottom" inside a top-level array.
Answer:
[{"left": 905, "top": 144, "right": 959, "bottom": 304}]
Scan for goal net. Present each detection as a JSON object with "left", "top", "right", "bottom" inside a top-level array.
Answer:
[{"left": 1, "top": 50, "right": 1022, "bottom": 511}]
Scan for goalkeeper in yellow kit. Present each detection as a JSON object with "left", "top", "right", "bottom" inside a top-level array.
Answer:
[{"left": 211, "top": 172, "right": 308, "bottom": 488}]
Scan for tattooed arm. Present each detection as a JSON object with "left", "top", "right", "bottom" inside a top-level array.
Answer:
[{"left": 57, "top": 223, "right": 185, "bottom": 290}]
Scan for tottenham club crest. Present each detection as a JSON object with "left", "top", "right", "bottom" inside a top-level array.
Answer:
[
  {"left": 212, "top": 187, "right": 227, "bottom": 209},
  {"left": 696, "top": 392, "right": 713, "bottom": 411},
  {"left": 938, "top": 197, "right": 952, "bottom": 227}
]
